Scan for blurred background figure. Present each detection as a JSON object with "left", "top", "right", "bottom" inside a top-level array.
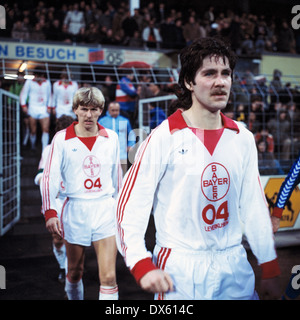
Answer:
[{"left": 99, "top": 101, "right": 135, "bottom": 175}]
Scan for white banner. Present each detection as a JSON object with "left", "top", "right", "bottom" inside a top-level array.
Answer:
[{"left": 0, "top": 41, "right": 169, "bottom": 66}]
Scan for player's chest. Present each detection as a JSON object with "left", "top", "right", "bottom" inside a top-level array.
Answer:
[
  {"left": 167, "top": 130, "right": 244, "bottom": 177},
  {"left": 62, "top": 138, "right": 114, "bottom": 172}
]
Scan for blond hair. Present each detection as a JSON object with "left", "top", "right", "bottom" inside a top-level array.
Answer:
[{"left": 72, "top": 87, "right": 105, "bottom": 111}]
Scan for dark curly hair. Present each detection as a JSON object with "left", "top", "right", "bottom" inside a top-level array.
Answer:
[
  {"left": 173, "top": 37, "right": 237, "bottom": 110},
  {"left": 55, "top": 115, "right": 74, "bottom": 132}
]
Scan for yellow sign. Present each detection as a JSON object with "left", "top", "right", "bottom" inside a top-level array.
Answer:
[{"left": 264, "top": 177, "right": 300, "bottom": 229}]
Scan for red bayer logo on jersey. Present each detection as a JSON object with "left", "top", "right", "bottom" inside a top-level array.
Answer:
[
  {"left": 201, "top": 162, "right": 230, "bottom": 202},
  {"left": 82, "top": 155, "right": 101, "bottom": 177}
]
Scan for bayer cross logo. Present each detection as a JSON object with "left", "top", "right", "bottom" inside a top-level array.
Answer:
[
  {"left": 82, "top": 155, "right": 101, "bottom": 177},
  {"left": 201, "top": 162, "right": 230, "bottom": 202}
]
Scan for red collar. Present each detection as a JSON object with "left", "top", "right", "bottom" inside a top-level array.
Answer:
[
  {"left": 168, "top": 109, "right": 240, "bottom": 134},
  {"left": 59, "top": 80, "right": 73, "bottom": 86},
  {"left": 33, "top": 79, "right": 47, "bottom": 85},
  {"left": 65, "top": 122, "right": 109, "bottom": 140}
]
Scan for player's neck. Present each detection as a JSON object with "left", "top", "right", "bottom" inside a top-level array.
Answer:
[
  {"left": 182, "top": 106, "right": 222, "bottom": 130},
  {"left": 74, "top": 123, "right": 98, "bottom": 137}
]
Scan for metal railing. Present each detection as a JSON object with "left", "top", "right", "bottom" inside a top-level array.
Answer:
[
  {"left": 0, "top": 59, "right": 178, "bottom": 86},
  {"left": 0, "top": 89, "right": 21, "bottom": 236}
]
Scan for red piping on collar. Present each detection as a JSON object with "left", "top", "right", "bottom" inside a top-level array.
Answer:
[
  {"left": 65, "top": 122, "right": 109, "bottom": 140},
  {"left": 168, "top": 109, "right": 240, "bottom": 134}
]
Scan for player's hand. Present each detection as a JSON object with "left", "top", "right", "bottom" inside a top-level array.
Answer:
[
  {"left": 140, "top": 269, "right": 174, "bottom": 293},
  {"left": 22, "top": 106, "right": 28, "bottom": 114},
  {"left": 260, "top": 277, "right": 281, "bottom": 300},
  {"left": 271, "top": 216, "right": 281, "bottom": 233},
  {"left": 46, "top": 217, "right": 62, "bottom": 236}
]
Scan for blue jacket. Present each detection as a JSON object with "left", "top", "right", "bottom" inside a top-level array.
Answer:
[
  {"left": 115, "top": 76, "right": 137, "bottom": 113},
  {"left": 150, "top": 107, "right": 167, "bottom": 130},
  {"left": 99, "top": 112, "right": 136, "bottom": 159}
]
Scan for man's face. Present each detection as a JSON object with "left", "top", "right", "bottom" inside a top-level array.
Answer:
[
  {"left": 187, "top": 55, "right": 232, "bottom": 113},
  {"left": 108, "top": 103, "right": 120, "bottom": 118},
  {"left": 74, "top": 105, "right": 102, "bottom": 131}
]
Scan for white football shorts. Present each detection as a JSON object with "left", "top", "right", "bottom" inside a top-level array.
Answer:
[
  {"left": 28, "top": 106, "right": 49, "bottom": 119},
  {"left": 153, "top": 244, "right": 258, "bottom": 300},
  {"left": 61, "top": 197, "right": 116, "bottom": 246}
]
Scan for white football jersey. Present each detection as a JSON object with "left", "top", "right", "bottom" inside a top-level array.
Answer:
[
  {"left": 116, "top": 110, "right": 277, "bottom": 276},
  {"left": 42, "top": 123, "right": 122, "bottom": 216},
  {"left": 20, "top": 79, "right": 51, "bottom": 110},
  {"left": 51, "top": 80, "right": 78, "bottom": 118}
]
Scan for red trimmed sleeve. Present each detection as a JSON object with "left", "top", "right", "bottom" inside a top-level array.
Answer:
[
  {"left": 260, "top": 258, "right": 281, "bottom": 279},
  {"left": 272, "top": 207, "right": 283, "bottom": 219},
  {"left": 44, "top": 209, "right": 58, "bottom": 222},
  {"left": 131, "top": 257, "right": 158, "bottom": 283}
]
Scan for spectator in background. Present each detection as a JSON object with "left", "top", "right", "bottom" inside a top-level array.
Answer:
[
  {"left": 145, "top": 1, "right": 157, "bottom": 21},
  {"left": 248, "top": 111, "right": 261, "bottom": 134},
  {"left": 115, "top": 72, "right": 138, "bottom": 126},
  {"left": 98, "top": 8, "right": 113, "bottom": 30},
  {"left": 229, "top": 14, "right": 243, "bottom": 53},
  {"left": 204, "top": 5, "right": 215, "bottom": 24},
  {"left": 254, "top": 127, "right": 275, "bottom": 153},
  {"left": 98, "top": 75, "right": 116, "bottom": 107},
  {"left": 173, "top": 18, "right": 187, "bottom": 49},
  {"left": 276, "top": 21, "right": 296, "bottom": 54},
  {"left": 11, "top": 20, "right": 30, "bottom": 40},
  {"left": 60, "top": 24, "right": 73, "bottom": 43},
  {"left": 30, "top": 22, "right": 46, "bottom": 41},
  {"left": 156, "top": 3, "right": 166, "bottom": 24},
  {"left": 3, "top": 1, "right": 299, "bottom": 57},
  {"left": 128, "top": 30, "right": 144, "bottom": 48},
  {"left": 287, "top": 101, "right": 300, "bottom": 158},
  {"left": 147, "top": 82, "right": 170, "bottom": 108},
  {"left": 121, "top": 10, "right": 139, "bottom": 45},
  {"left": 111, "top": 8, "right": 125, "bottom": 45},
  {"left": 250, "top": 97, "right": 265, "bottom": 125},
  {"left": 240, "top": 33, "right": 254, "bottom": 55},
  {"left": 160, "top": 15, "right": 177, "bottom": 49},
  {"left": 55, "top": 4, "right": 68, "bottom": 26},
  {"left": 101, "top": 27, "right": 122, "bottom": 46},
  {"left": 146, "top": 82, "right": 169, "bottom": 129},
  {"left": 142, "top": 19, "right": 162, "bottom": 49},
  {"left": 267, "top": 110, "right": 292, "bottom": 161},
  {"left": 46, "top": 19, "right": 62, "bottom": 41},
  {"left": 132, "top": 8, "right": 144, "bottom": 32},
  {"left": 85, "top": 23, "right": 100, "bottom": 43},
  {"left": 83, "top": 4, "right": 95, "bottom": 26},
  {"left": 2, "top": 7, "right": 14, "bottom": 38},
  {"left": 99, "top": 101, "right": 135, "bottom": 174},
  {"left": 183, "top": 16, "right": 202, "bottom": 45},
  {"left": 63, "top": 3, "right": 85, "bottom": 40},
  {"left": 148, "top": 102, "right": 167, "bottom": 130},
  {"left": 257, "top": 139, "right": 282, "bottom": 175}
]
